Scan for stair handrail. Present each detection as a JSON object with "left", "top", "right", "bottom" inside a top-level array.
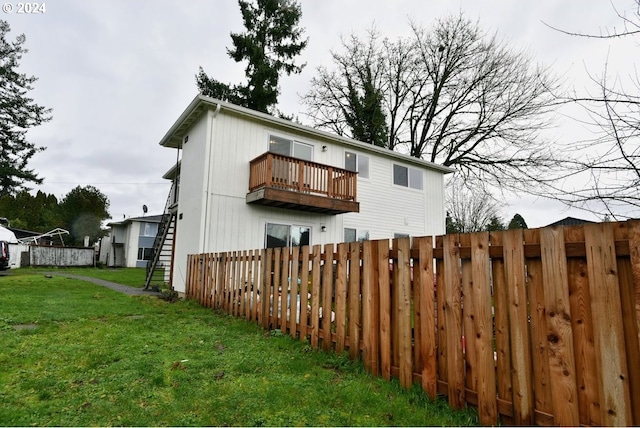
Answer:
[{"left": 144, "top": 184, "right": 177, "bottom": 290}]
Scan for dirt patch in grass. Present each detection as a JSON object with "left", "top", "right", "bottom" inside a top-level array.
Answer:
[{"left": 13, "top": 323, "right": 38, "bottom": 331}]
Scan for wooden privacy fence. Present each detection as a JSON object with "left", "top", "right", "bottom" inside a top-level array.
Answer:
[{"left": 185, "top": 221, "right": 640, "bottom": 426}]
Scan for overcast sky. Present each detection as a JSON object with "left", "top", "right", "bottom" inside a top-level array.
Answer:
[{"left": 4, "top": 0, "right": 637, "bottom": 227}]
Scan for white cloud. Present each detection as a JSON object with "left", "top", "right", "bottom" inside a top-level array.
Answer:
[{"left": 4, "top": 0, "right": 637, "bottom": 225}]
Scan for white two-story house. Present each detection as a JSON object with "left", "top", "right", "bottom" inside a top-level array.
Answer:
[
  {"left": 100, "top": 215, "right": 163, "bottom": 268},
  {"left": 156, "top": 95, "right": 452, "bottom": 293}
]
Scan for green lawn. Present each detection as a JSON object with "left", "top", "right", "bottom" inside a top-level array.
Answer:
[
  {"left": 16, "top": 266, "right": 148, "bottom": 288},
  {"left": 0, "top": 270, "right": 478, "bottom": 426}
]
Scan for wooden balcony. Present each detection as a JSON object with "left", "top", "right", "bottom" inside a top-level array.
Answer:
[{"left": 247, "top": 152, "right": 359, "bottom": 215}]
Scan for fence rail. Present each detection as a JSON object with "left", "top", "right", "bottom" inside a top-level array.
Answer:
[{"left": 185, "top": 221, "right": 640, "bottom": 426}]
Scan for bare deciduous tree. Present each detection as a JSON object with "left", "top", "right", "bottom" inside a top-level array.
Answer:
[
  {"left": 445, "top": 178, "right": 504, "bottom": 233},
  {"left": 303, "top": 14, "right": 564, "bottom": 194},
  {"left": 546, "top": 0, "right": 640, "bottom": 218}
]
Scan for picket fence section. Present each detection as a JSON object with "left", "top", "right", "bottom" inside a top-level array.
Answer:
[{"left": 185, "top": 221, "right": 640, "bottom": 426}]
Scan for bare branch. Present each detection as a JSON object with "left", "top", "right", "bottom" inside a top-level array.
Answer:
[
  {"left": 541, "top": 21, "right": 640, "bottom": 39},
  {"left": 301, "top": 14, "right": 567, "bottom": 197}
]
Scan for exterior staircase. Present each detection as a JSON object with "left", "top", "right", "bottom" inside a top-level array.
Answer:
[{"left": 144, "top": 187, "right": 177, "bottom": 290}]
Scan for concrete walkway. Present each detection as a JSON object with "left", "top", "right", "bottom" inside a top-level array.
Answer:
[{"left": 50, "top": 273, "right": 162, "bottom": 297}]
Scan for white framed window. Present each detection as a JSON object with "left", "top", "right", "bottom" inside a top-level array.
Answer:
[
  {"left": 137, "top": 247, "right": 152, "bottom": 261},
  {"left": 265, "top": 222, "right": 311, "bottom": 248},
  {"left": 140, "top": 222, "right": 158, "bottom": 237},
  {"left": 393, "top": 164, "right": 423, "bottom": 190},
  {"left": 344, "top": 151, "right": 369, "bottom": 179},
  {"left": 268, "top": 134, "right": 313, "bottom": 161},
  {"left": 344, "top": 228, "right": 370, "bottom": 242}
]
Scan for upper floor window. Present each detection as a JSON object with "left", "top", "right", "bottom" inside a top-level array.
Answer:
[
  {"left": 393, "top": 164, "right": 423, "bottom": 190},
  {"left": 269, "top": 135, "right": 313, "bottom": 161},
  {"left": 140, "top": 222, "right": 158, "bottom": 237},
  {"left": 345, "top": 151, "right": 369, "bottom": 179}
]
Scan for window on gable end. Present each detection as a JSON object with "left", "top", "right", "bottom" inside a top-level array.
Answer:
[{"left": 393, "top": 164, "right": 423, "bottom": 190}]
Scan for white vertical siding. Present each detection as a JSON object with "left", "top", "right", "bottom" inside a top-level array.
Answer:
[
  {"left": 169, "top": 107, "right": 447, "bottom": 292},
  {"left": 342, "top": 153, "right": 446, "bottom": 239},
  {"left": 423, "top": 170, "right": 446, "bottom": 234},
  {"left": 124, "top": 222, "right": 141, "bottom": 267},
  {"left": 204, "top": 195, "right": 338, "bottom": 254},
  {"left": 171, "top": 111, "right": 211, "bottom": 291}
]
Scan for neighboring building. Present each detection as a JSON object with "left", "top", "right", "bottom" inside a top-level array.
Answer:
[
  {"left": 156, "top": 95, "right": 453, "bottom": 293},
  {"left": 7, "top": 227, "right": 56, "bottom": 245},
  {"left": 100, "top": 215, "right": 164, "bottom": 268},
  {"left": 0, "top": 218, "right": 55, "bottom": 245},
  {"left": 0, "top": 225, "right": 17, "bottom": 269},
  {"left": 545, "top": 216, "right": 596, "bottom": 227}
]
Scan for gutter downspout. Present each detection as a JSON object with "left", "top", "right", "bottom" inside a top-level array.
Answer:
[{"left": 201, "top": 103, "right": 220, "bottom": 255}]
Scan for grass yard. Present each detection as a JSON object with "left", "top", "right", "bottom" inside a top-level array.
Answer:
[
  {"left": 0, "top": 270, "right": 478, "bottom": 426},
  {"left": 15, "top": 266, "right": 148, "bottom": 288}
]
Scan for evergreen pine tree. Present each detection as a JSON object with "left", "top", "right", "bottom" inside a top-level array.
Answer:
[
  {"left": 197, "top": 0, "right": 307, "bottom": 114},
  {"left": 344, "top": 67, "right": 389, "bottom": 147},
  {"left": 0, "top": 20, "right": 51, "bottom": 196},
  {"left": 507, "top": 213, "right": 528, "bottom": 229}
]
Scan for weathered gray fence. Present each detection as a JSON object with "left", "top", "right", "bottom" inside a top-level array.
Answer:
[{"left": 28, "top": 245, "right": 95, "bottom": 267}]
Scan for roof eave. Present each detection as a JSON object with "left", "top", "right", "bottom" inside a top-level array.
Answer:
[{"left": 159, "top": 95, "right": 455, "bottom": 174}]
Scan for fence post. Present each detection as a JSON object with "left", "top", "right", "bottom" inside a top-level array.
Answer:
[
  {"left": 310, "top": 245, "right": 322, "bottom": 348},
  {"left": 216, "top": 253, "right": 225, "bottom": 309},
  {"left": 290, "top": 246, "right": 300, "bottom": 338},
  {"left": 272, "top": 248, "right": 282, "bottom": 330},
  {"left": 460, "top": 233, "right": 476, "bottom": 394},
  {"left": 443, "top": 233, "right": 465, "bottom": 410},
  {"left": 253, "top": 249, "right": 264, "bottom": 323},
  {"left": 202, "top": 253, "right": 211, "bottom": 307},
  {"left": 503, "top": 228, "right": 534, "bottom": 425},
  {"left": 299, "top": 245, "right": 310, "bottom": 342},
  {"left": 412, "top": 236, "right": 437, "bottom": 400},
  {"left": 377, "top": 239, "right": 390, "bottom": 379},
  {"left": 245, "top": 250, "right": 253, "bottom": 320},
  {"left": 470, "top": 232, "right": 498, "bottom": 426},
  {"left": 396, "top": 237, "right": 413, "bottom": 390},
  {"left": 280, "top": 247, "right": 290, "bottom": 334},
  {"left": 334, "top": 243, "right": 348, "bottom": 354},
  {"left": 185, "top": 255, "right": 192, "bottom": 298},
  {"left": 540, "top": 226, "right": 579, "bottom": 426},
  {"left": 435, "top": 236, "right": 448, "bottom": 386},
  {"left": 622, "top": 220, "right": 640, "bottom": 425},
  {"left": 261, "top": 249, "right": 273, "bottom": 329},
  {"left": 524, "top": 229, "right": 553, "bottom": 420},
  {"left": 321, "top": 243, "right": 334, "bottom": 351},
  {"left": 347, "top": 242, "right": 361, "bottom": 360},
  {"left": 584, "top": 223, "right": 632, "bottom": 426},
  {"left": 199, "top": 255, "right": 206, "bottom": 304},
  {"left": 362, "top": 240, "right": 380, "bottom": 376}
]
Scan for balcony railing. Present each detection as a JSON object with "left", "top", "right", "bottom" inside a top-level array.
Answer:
[{"left": 247, "top": 152, "right": 359, "bottom": 214}]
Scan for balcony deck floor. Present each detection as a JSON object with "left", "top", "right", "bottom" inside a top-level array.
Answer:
[{"left": 246, "top": 187, "right": 359, "bottom": 215}]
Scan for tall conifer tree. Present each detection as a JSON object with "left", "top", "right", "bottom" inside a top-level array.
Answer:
[
  {"left": 0, "top": 20, "right": 51, "bottom": 196},
  {"left": 197, "top": 0, "right": 307, "bottom": 114}
]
